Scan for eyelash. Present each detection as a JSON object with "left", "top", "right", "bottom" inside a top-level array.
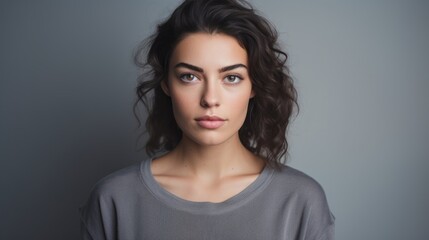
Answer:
[
  {"left": 178, "top": 73, "right": 243, "bottom": 85},
  {"left": 223, "top": 75, "right": 243, "bottom": 84},
  {"left": 179, "top": 73, "right": 199, "bottom": 82}
]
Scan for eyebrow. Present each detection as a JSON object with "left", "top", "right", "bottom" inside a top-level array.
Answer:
[{"left": 174, "top": 62, "right": 247, "bottom": 73}]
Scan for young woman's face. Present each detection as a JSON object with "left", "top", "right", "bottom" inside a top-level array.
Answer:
[{"left": 163, "top": 32, "right": 254, "bottom": 146}]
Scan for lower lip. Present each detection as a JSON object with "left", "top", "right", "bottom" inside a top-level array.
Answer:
[{"left": 196, "top": 120, "right": 225, "bottom": 129}]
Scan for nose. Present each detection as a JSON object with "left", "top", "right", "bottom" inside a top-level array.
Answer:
[{"left": 200, "top": 79, "right": 220, "bottom": 108}]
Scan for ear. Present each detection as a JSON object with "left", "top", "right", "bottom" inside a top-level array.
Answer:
[{"left": 161, "top": 80, "right": 170, "bottom": 96}]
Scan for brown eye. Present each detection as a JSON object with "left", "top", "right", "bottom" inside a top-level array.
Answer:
[
  {"left": 223, "top": 75, "right": 242, "bottom": 84},
  {"left": 179, "top": 73, "right": 198, "bottom": 82}
]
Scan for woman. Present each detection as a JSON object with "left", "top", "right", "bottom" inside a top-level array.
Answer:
[{"left": 80, "top": 0, "right": 335, "bottom": 239}]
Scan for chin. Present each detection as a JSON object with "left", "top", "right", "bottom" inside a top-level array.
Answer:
[
  {"left": 190, "top": 136, "right": 228, "bottom": 147},
  {"left": 184, "top": 131, "right": 237, "bottom": 147}
]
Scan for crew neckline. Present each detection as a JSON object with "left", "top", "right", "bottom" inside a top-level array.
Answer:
[{"left": 140, "top": 158, "right": 275, "bottom": 215}]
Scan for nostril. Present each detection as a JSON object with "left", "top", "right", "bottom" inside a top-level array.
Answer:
[
  {"left": 200, "top": 97, "right": 219, "bottom": 108},
  {"left": 200, "top": 98, "right": 209, "bottom": 108}
]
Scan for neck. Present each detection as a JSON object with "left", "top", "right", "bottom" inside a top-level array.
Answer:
[{"left": 169, "top": 134, "right": 262, "bottom": 180}]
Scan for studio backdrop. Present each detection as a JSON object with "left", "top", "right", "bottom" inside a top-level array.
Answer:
[{"left": 1, "top": 0, "right": 428, "bottom": 239}]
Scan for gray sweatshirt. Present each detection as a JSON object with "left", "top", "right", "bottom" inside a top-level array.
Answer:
[{"left": 79, "top": 159, "right": 335, "bottom": 240}]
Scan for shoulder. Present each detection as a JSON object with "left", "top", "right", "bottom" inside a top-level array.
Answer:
[
  {"left": 79, "top": 162, "right": 144, "bottom": 239},
  {"left": 79, "top": 161, "right": 143, "bottom": 224},
  {"left": 270, "top": 165, "right": 335, "bottom": 238},
  {"left": 87, "top": 161, "right": 143, "bottom": 199},
  {"left": 270, "top": 164, "right": 335, "bottom": 221},
  {"left": 82, "top": 162, "right": 141, "bottom": 201},
  {"left": 272, "top": 164, "right": 328, "bottom": 199}
]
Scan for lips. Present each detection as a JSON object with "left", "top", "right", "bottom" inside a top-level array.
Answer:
[{"left": 195, "top": 115, "right": 226, "bottom": 129}]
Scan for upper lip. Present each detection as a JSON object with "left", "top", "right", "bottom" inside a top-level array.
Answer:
[{"left": 195, "top": 115, "right": 225, "bottom": 121}]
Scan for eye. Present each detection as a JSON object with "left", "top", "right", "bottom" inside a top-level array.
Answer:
[
  {"left": 223, "top": 75, "right": 243, "bottom": 84},
  {"left": 179, "top": 73, "right": 198, "bottom": 82}
]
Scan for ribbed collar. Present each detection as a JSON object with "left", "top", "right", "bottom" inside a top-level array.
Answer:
[{"left": 140, "top": 158, "right": 275, "bottom": 215}]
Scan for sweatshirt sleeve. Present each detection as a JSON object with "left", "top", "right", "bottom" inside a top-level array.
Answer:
[
  {"left": 79, "top": 182, "right": 117, "bottom": 240},
  {"left": 317, "top": 223, "right": 335, "bottom": 240},
  {"left": 302, "top": 180, "right": 335, "bottom": 240},
  {"left": 79, "top": 207, "right": 95, "bottom": 240}
]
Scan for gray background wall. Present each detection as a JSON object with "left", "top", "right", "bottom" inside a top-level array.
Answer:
[{"left": 1, "top": 0, "right": 428, "bottom": 239}]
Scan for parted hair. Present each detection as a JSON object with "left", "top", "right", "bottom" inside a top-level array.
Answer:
[{"left": 134, "top": 0, "right": 298, "bottom": 169}]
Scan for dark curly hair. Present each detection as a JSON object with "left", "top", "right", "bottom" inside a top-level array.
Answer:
[{"left": 134, "top": 0, "right": 298, "bottom": 169}]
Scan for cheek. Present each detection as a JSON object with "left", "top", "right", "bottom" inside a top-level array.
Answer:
[
  {"left": 169, "top": 91, "right": 195, "bottom": 125},
  {"left": 228, "top": 91, "right": 252, "bottom": 119}
]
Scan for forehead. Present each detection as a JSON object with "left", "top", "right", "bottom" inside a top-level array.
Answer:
[{"left": 169, "top": 32, "right": 248, "bottom": 69}]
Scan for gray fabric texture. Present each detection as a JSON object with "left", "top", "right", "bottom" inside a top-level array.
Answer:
[{"left": 79, "top": 159, "right": 335, "bottom": 240}]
